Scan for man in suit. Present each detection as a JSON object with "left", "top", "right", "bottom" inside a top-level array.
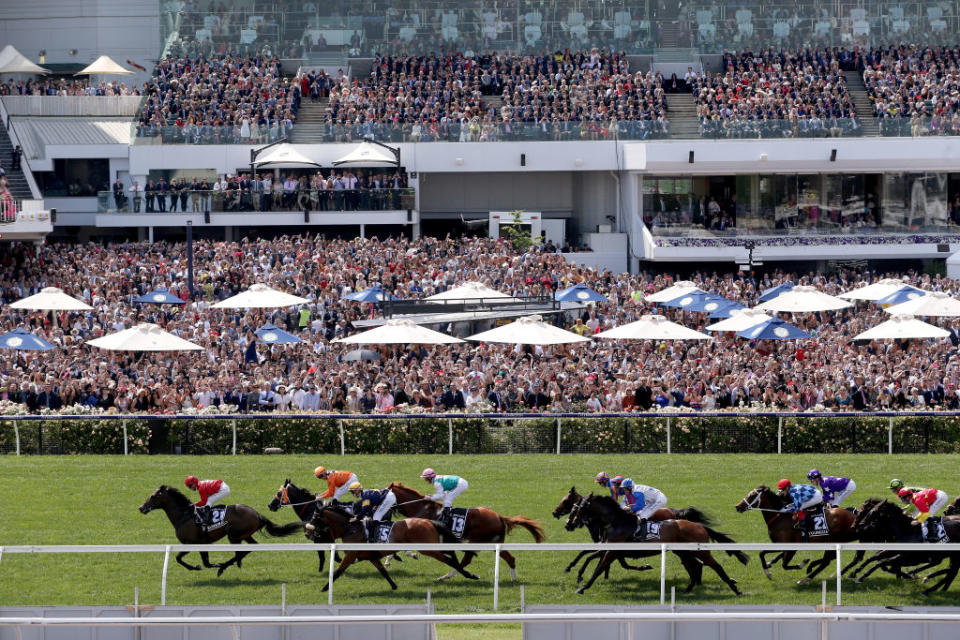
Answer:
[
  {"left": 439, "top": 384, "right": 465, "bottom": 410},
  {"left": 487, "top": 379, "right": 509, "bottom": 411},
  {"left": 156, "top": 177, "right": 168, "bottom": 212},
  {"left": 850, "top": 375, "right": 869, "bottom": 411},
  {"left": 634, "top": 377, "right": 653, "bottom": 410},
  {"left": 112, "top": 178, "right": 127, "bottom": 211},
  {"left": 145, "top": 180, "right": 156, "bottom": 212},
  {"left": 525, "top": 383, "right": 550, "bottom": 410},
  {"left": 36, "top": 381, "right": 62, "bottom": 410}
]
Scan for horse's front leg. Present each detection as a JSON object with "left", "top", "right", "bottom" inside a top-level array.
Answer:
[
  {"left": 565, "top": 550, "right": 592, "bottom": 573},
  {"left": 841, "top": 550, "right": 865, "bottom": 575},
  {"left": 316, "top": 549, "right": 326, "bottom": 574},
  {"left": 780, "top": 550, "right": 810, "bottom": 571},
  {"left": 369, "top": 556, "right": 398, "bottom": 590},
  {"left": 797, "top": 551, "right": 833, "bottom": 585},
  {"left": 759, "top": 551, "right": 782, "bottom": 580},
  {"left": 176, "top": 551, "right": 201, "bottom": 571},
  {"left": 322, "top": 552, "right": 359, "bottom": 591},
  {"left": 576, "top": 551, "right": 616, "bottom": 595},
  {"left": 199, "top": 551, "right": 225, "bottom": 569}
]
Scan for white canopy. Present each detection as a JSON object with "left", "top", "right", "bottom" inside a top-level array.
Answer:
[
  {"left": 252, "top": 144, "right": 322, "bottom": 168},
  {"left": 333, "top": 318, "right": 463, "bottom": 345},
  {"left": 466, "top": 315, "right": 590, "bottom": 345},
  {"left": 86, "top": 323, "right": 204, "bottom": 352},
  {"left": 332, "top": 141, "right": 399, "bottom": 166},
  {"left": 426, "top": 281, "right": 521, "bottom": 303},
  {"left": 755, "top": 285, "right": 852, "bottom": 313},
  {"left": 883, "top": 291, "right": 960, "bottom": 317},
  {"left": 839, "top": 278, "right": 910, "bottom": 301},
  {"left": 704, "top": 308, "right": 773, "bottom": 332},
  {"left": 9, "top": 286, "right": 92, "bottom": 310},
  {"left": 212, "top": 284, "right": 310, "bottom": 309},
  {"left": 853, "top": 314, "right": 950, "bottom": 341},
  {"left": 596, "top": 314, "right": 713, "bottom": 341},
  {"left": 0, "top": 45, "right": 49, "bottom": 74},
  {"left": 644, "top": 281, "right": 705, "bottom": 303},
  {"left": 76, "top": 55, "right": 132, "bottom": 76}
]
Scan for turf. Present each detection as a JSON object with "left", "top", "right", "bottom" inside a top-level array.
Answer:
[{"left": 0, "top": 453, "right": 957, "bottom": 614}]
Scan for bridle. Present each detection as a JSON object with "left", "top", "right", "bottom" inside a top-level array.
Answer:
[
  {"left": 275, "top": 483, "right": 320, "bottom": 520},
  {"left": 740, "top": 489, "right": 788, "bottom": 525}
]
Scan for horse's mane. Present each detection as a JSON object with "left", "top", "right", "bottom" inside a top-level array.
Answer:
[
  {"left": 284, "top": 479, "right": 314, "bottom": 499},
  {"left": 756, "top": 485, "right": 770, "bottom": 493},
  {"left": 591, "top": 494, "right": 626, "bottom": 510},
  {"left": 162, "top": 486, "right": 194, "bottom": 510}
]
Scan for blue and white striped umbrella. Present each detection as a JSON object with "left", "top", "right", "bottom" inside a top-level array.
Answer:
[
  {"left": 255, "top": 323, "right": 303, "bottom": 344},
  {"left": 0, "top": 328, "right": 55, "bottom": 351}
]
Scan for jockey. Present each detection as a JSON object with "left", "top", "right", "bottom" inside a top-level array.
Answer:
[
  {"left": 898, "top": 487, "right": 949, "bottom": 523},
  {"left": 315, "top": 467, "right": 359, "bottom": 505},
  {"left": 421, "top": 468, "right": 468, "bottom": 527},
  {"left": 595, "top": 472, "right": 620, "bottom": 501},
  {"left": 889, "top": 478, "right": 924, "bottom": 497},
  {"left": 185, "top": 476, "right": 230, "bottom": 524},
  {"left": 610, "top": 475, "right": 626, "bottom": 504},
  {"left": 806, "top": 469, "right": 856, "bottom": 507},
  {"left": 776, "top": 478, "right": 823, "bottom": 526},
  {"left": 619, "top": 478, "right": 668, "bottom": 520},
  {"left": 348, "top": 482, "right": 397, "bottom": 542}
]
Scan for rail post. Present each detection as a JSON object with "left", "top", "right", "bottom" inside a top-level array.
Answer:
[
  {"left": 231, "top": 419, "right": 237, "bottom": 455},
  {"left": 835, "top": 544, "right": 842, "bottom": 606},
  {"left": 666, "top": 417, "right": 671, "bottom": 454},
  {"left": 448, "top": 418, "right": 453, "bottom": 455},
  {"left": 327, "top": 543, "right": 336, "bottom": 605},
  {"left": 281, "top": 583, "right": 287, "bottom": 640},
  {"left": 493, "top": 543, "right": 501, "bottom": 611},
  {"left": 820, "top": 580, "right": 827, "bottom": 640},
  {"left": 888, "top": 417, "right": 894, "bottom": 454},
  {"left": 160, "top": 545, "right": 171, "bottom": 605},
  {"left": 0, "top": 546, "right": 4, "bottom": 570},
  {"left": 123, "top": 420, "right": 128, "bottom": 456},
  {"left": 134, "top": 585, "right": 140, "bottom": 640},
  {"left": 555, "top": 418, "right": 561, "bottom": 454},
  {"left": 659, "top": 543, "right": 667, "bottom": 604},
  {"left": 12, "top": 421, "right": 19, "bottom": 456},
  {"left": 339, "top": 420, "right": 345, "bottom": 456},
  {"left": 777, "top": 417, "right": 782, "bottom": 454}
]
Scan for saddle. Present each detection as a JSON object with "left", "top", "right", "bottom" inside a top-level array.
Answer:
[
  {"left": 921, "top": 517, "right": 948, "bottom": 543},
  {"left": 632, "top": 519, "right": 661, "bottom": 542},
  {"left": 195, "top": 505, "right": 228, "bottom": 532}
]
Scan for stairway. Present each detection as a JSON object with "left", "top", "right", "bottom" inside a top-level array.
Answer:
[
  {"left": 666, "top": 92, "right": 700, "bottom": 138},
  {"left": 843, "top": 70, "right": 879, "bottom": 137},
  {"left": 289, "top": 97, "right": 329, "bottom": 143},
  {"left": 0, "top": 124, "right": 34, "bottom": 201},
  {"left": 658, "top": 24, "right": 681, "bottom": 48}
]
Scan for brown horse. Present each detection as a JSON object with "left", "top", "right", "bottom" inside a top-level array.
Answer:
[
  {"left": 735, "top": 485, "right": 856, "bottom": 584},
  {"left": 570, "top": 494, "right": 748, "bottom": 595},
  {"left": 387, "top": 482, "right": 546, "bottom": 581},
  {"left": 304, "top": 505, "right": 479, "bottom": 590},
  {"left": 552, "top": 486, "right": 712, "bottom": 577},
  {"left": 139, "top": 485, "right": 303, "bottom": 576}
]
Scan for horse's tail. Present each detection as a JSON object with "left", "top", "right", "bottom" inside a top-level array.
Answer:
[
  {"left": 429, "top": 521, "right": 462, "bottom": 544},
  {"left": 673, "top": 506, "right": 713, "bottom": 526},
  {"left": 501, "top": 515, "right": 547, "bottom": 543},
  {"left": 704, "top": 526, "right": 749, "bottom": 565},
  {"left": 259, "top": 515, "right": 304, "bottom": 538}
]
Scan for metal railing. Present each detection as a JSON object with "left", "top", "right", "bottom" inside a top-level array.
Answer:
[
  {"left": 97, "top": 188, "right": 414, "bottom": 214},
  {"left": 0, "top": 96, "right": 142, "bottom": 118}
]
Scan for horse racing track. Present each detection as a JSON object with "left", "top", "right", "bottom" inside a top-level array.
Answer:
[{"left": 2, "top": 453, "right": 959, "bottom": 638}]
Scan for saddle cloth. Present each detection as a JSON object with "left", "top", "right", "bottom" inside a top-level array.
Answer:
[
  {"left": 922, "top": 519, "right": 948, "bottom": 543},
  {"left": 199, "top": 505, "right": 228, "bottom": 532},
  {"left": 803, "top": 505, "right": 829, "bottom": 538},
  {"left": 373, "top": 520, "right": 394, "bottom": 543},
  {"left": 632, "top": 519, "right": 662, "bottom": 542},
  {"left": 448, "top": 508, "right": 468, "bottom": 538}
]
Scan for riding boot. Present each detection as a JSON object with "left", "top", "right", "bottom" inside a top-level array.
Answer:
[
  {"left": 440, "top": 506, "right": 452, "bottom": 529},
  {"left": 639, "top": 517, "right": 648, "bottom": 539},
  {"left": 195, "top": 505, "right": 209, "bottom": 527},
  {"left": 365, "top": 518, "right": 375, "bottom": 543}
]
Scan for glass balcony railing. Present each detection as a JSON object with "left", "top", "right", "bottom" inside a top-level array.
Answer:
[
  {"left": 133, "top": 123, "right": 293, "bottom": 145},
  {"left": 98, "top": 188, "right": 415, "bottom": 214}
]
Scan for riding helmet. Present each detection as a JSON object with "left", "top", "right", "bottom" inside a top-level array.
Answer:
[{"left": 184, "top": 475, "right": 198, "bottom": 489}]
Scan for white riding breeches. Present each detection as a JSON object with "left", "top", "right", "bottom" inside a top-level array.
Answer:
[
  {"left": 205, "top": 482, "right": 230, "bottom": 507},
  {"left": 929, "top": 490, "right": 949, "bottom": 516},
  {"left": 830, "top": 480, "right": 856, "bottom": 506},
  {"left": 798, "top": 493, "right": 823, "bottom": 511},
  {"left": 638, "top": 495, "right": 668, "bottom": 520},
  {"left": 331, "top": 474, "right": 359, "bottom": 502},
  {"left": 373, "top": 491, "right": 397, "bottom": 521},
  {"left": 442, "top": 478, "right": 469, "bottom": 508}
]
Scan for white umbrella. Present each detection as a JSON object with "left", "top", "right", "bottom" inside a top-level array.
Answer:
[
  {"left": 9, "top": 287, "right": 92, "bottom": 310},
  {"left": 0, "top": 45, "right": 49, "bottom": 74},
  {"left": 705, "top": 308, "right": 773, "bottom": 332},
  {"left": 883, "top": 291, "right": 960, "bottom": 317},
  {"left": 854, "top": 314, "right": 950, "bottom": 341},
  {"left": 86, "top": 323, "right": 203, "bottom": 352},
  {"left": 596, "top": 314, "right": 713, "bottom": 341},
  {"left": 252, "top": 143, "right": 321, "bottom": 168},
  {"left": 75, "top": 55, "right": 132, "bottom": 76},
  {"left": 333, "top": 318, "right": 463, "bottom": 345},
  {"left": 332, "top": 141, "right": 399, "bottom": 167},
  {"left": 644, "top": 280, "right": 705, "bottom": 303},
  {"left": 426, "top": 281, "right": 521, "bottom": 303},
  {"left": 466, "top": 315, "right": 590, "bottom": 345},
  {"left": 839, "top": 278, "right": 910, "bottom": 301},
  {"left": 212, "top": 284, "right": 310, "bottom": 309},
  {"left": 755, "top": 285, "right": 852, "bottom": 313}
]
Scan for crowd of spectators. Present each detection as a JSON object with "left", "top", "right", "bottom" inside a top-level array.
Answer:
[
  {"left": 4, "top": 235, "right": 960, "bottom": 414},
  {"left": 692, "top": 48, "right": 859, "bottom": 139},
  {"left": 862, "top": 45, "right": 960, "bottom": 137},
  {"left": 135, "top": 54, "right": 299, "bottom": 143},
  {"left": 0, "top": 79, "right": 139, "bottom": 97}
]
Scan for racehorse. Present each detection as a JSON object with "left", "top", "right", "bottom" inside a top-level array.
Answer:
[
  {"left": 387, "top": 482, "right": 546, "bottom": 581},
  {"left": 735, "top": 485, "right": 856, "bottom": 584},
  {"left": 570, "top": 494, "right": 748, "bottom": 596},
  {"left": 854, "top": 499, "right": 960, "bottom": 594},
  {"left": 267, "top": 479, "right": 340, "bottom": 573},
  {"left": 304, "top": 505, "right": 479, "bottom": 589},
  {"left": 140, "top": 485, "right": 303, "bottom": 576},
  {"left": 552, "top": 486, "right": 712, "bottom": 577}
]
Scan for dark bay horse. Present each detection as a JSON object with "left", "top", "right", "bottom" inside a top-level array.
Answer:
[
  {"left": 571, "top": 494, "right": 748, "bottom": 596},
  {"left": 304, "top": 505, "right": 479, "bottom": 590},
  {"left": 140, "top": 485, "right": 303, "bottom": 576},
  {"left": 387, "top": 482, "right": 546, "bottom": 581},
  {"left": 553, "top": 487, "right": 712, "bottom": 577},
  {"left": 268, "top": 479, "right": 341, "bottom": 573},
  {"left": 735, "top": 485, "right": 856, "bottom": 584}
]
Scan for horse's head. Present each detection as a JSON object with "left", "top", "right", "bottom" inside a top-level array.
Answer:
[
  {"left": 269, "top": 479, "right": 292, "bottom": 512},
  {"left": 139, "top": 485, "right": 168, "bottom": 514},
  {"left": 304, "top": 509, "right": 328, "bottom": 541},
  {"left": 856, "top": 499, "right": 902, "bottom": 540},
  {"left": 853, "top": 498, "right": 883, "bottom": 528},
  {"left": 553, "top": 486, "right": 581, "bottom": 519},
  {"left": 736, "top": 485, "right": 779, "bottom": 513},
  {"left": 565, "top": 492, "right": 589, "bottom": 531}
]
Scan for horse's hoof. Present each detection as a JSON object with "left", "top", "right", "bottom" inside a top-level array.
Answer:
[
  {"left": 321, "top": 585, "right": 330, "bottom": 592},
  {"left": 216, "top": 567, "right": 227, "bottom": 578},
  {"left": 189, "top": 566, "right": 202, "bottom": 572},
  {"left": 797, "top": 577, "right": 811, "bottom": 586},
  {"left": 391, "top": 584, "right": 398, "bottom": 591},
  {"left": 639, "top": 565, "right": 653, "bottom": 571},
  {"left": 762, "top": 569, "right": 772, "bottom": 580},
  {"left": 467, "top": 573, "right": 480, "bottom": 580},
  {"left": 575, "top": 587, "right": 586, "bottom": 595},
  {"left": 405, "top": 551, "right": 419, "bottom": 560},
  {"left": 735, "top": 589, "right": 743, "bottom": 597},
  {"left": 564, "top": 567, "right": 572, "bottom": 573}
]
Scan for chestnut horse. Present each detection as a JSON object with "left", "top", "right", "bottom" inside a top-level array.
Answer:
[
  {"left": 140, "top": 485, "right": 303, "bottom": 576},
  {"left": 304, "top": 505, "right": 478, "bottom": 590},
  {"left": 387, "top": 482, "right": 546, "bottom": 581}
]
